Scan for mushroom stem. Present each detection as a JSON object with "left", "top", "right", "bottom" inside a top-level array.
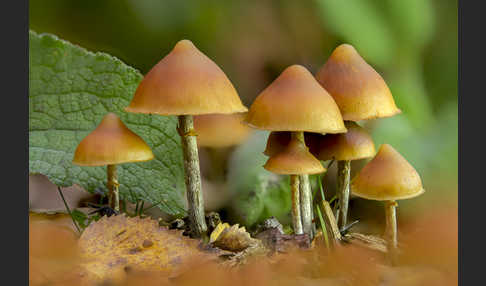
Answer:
[
  {"left": 106, "top": 164, "right": 120, "bottom": 212},
  {"left": 299, "top": 174, "right": 313, "bottom": 238},
  {"left": 290, "top": 174, "right": 303, "bottom": 235},
  {"left": 292, "top": 131, "right": 313, "bottom": 238},
  {"left": 178, "top": 115, "right": 208, "bottom": 239},
  {"left": 336, "top": 160, "right": 351, "bottom": 229},
  {"left": 385, "top": 200, "right": 398, "bottom": 255}
]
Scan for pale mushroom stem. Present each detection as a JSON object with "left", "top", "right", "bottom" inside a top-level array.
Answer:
[
  {"left": 106, "top": 164, "right": 120, "bottom": 212},
  {"left": 385, "top": 200, "right": 398, "bottom": 257},
  {"left": 336, "top": 160, "right": 351, "bottom": 229},
  {"left": 293, "top": 131, "right": 313, "bottom": 238},
  {"left": 299, "top": 174, "right": 313, "bottom": 238},
  {"left": 178, "top": 115, "right": 208, "bottom": 239},
  {"left": 290, "top": 174, "right": 303, "bottom": 234}
]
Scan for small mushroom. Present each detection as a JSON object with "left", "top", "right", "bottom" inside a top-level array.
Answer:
[
  {"left": 264, "top": 136, "right": 326, "bottom": 234},
  {"left": 315, "top": 44, "right": 401, "bottom": 228},
  {"left": 245, "top": 65, "right": 346, "bottom": 238},
  {"left": 310, "top": 121, "right": 376, "bottom": 228},
  {"left": 194, "top": 113, "right": 251, "bottom": 181},
  {"left": 72, "top": 113, "right": 154, "bottom": 212},
  {"left": 264, "top": 131, "right": 319, "bottom": 158},
  {"left": 351, "top": 144, "right": 425, "bottom": 258},
  {"left": 125, "top": 40, "right": 247, "bottom": 238}
]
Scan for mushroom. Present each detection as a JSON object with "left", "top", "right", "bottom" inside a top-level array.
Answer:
[
  {"left": 245, "top": 64, "right": 346, "bottom": 237},
  {"left": 194, "top": 113, "right": 251, "bottom": 181},
  {"left": 264, "top": 131, "right": 320, "bottom": 158},
  {"left": 264, "top": 136, "right": 326, "bottom": 234},
  {"left": 125, "top": 40, "right": 247, "bottom": 238},
  {"left": 72, "top": 113, "right": 154, "bottom": 212},
  {"left": 309, "top": 121, "right": 376, "bottom": 228},
  {"left": 351, "top": 144, "right": 425, "bottom": 256},
  {"left": 315, "top": 44, "right": 401, "bottom": 228}
]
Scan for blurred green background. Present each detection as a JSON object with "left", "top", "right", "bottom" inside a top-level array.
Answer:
[{"left": 30, "top": 0, "right": 457, "bottom": 223}]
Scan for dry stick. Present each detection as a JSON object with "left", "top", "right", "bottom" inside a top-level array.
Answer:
[
  {"left": 385, "top": 200, "right": 398, "bottom": 264},
  {"left": 318, "top": 174, "right": 341, "bottom": 245},
  {"left": 107, "top": 164, "right": 120, "bottom": 212},
  {"left": 292, "top": 131, "right": 313, "bottom": 238},
  {"left": 290, "top": 174, "right": 303, "bottom": 234},
  {"left": 178, "top": 115, "right": 208, "bottom": 239},
  {"left": 336, "top": 160, "right": 351, "bottom": 229}
]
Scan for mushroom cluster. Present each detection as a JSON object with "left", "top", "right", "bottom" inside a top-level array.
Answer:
[{"left": 71, "top": 40, "right": 425, "bottom": 257}]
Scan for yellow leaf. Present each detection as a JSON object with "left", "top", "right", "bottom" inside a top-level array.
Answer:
[
  {"left": 78, "top": 214, "right": 216, "bottom": 283},
  {"left": 209, "top": 222, "right": 230, "bottom": 243},
  {"left": 210, "top": 223, "right": 259, "bottom": 252}
]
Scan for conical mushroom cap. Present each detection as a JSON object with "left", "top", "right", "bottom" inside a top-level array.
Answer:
[
  {"left": 73, "top": 113, "right": 154, "bottom": 166},
  {"left": 311, "top": 121, "right": 375, "bottom": 161},
  {"left": 315, "top": 44, "right": 401, "bottom": 121},
  {"left": 194, "top": 113, "right": 251, "bottom": 148},
  {"left": 263, "top": 131, "right": 319, "bottom": 157},
  {"left": 125, "top": 40, "right": 248, "bottom": 116},
  {"left": 263, "top": 131, "right": 291, "bottom": 157},
  {"left": 351, "top": 144, "right": 424, "bottom": 201},
  {"left": 245, "top": 65, "right": 347, "bottom": 134},
  {"left": 264, "top": 137, "right": 326, "bottom": 175}
]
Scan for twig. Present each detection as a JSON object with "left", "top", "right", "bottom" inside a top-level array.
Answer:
[{"left": 315, "top": 204, "right": 330, "bottom": 249}]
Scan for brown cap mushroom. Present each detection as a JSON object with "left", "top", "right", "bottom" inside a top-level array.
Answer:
[
  {"left": 351, "top": 144, "right": 424, "bottom": 201},
  {"left": 315, "top": 44, "right": 401, "bottom": 121},
  {"left": 73, "top": 113, "right": 154, "bottom": 166},
  {"left": 311, "top": 121, "right": 375, "bottom": 161},
  {"left": 351, "top": 144, "right": 424, "bottom": 256},
  {"left": 263, "top": 131, "right": 291, "bottom": 157},
  {"left": 125, "top": 39, "right": 247, "bottom": 115},
  {"left": 263, "top": 131, "right": 320, "bottom": 158},
  {"left": 125, "top": 40, "right": 248, "bottom": 238},
  {"left": 72, "top": 113, "right": 154, "bottom": 212},
  {"left": 193, "top": 113, "right": 251, "bottom": 148},
  {"left": 264, "top": 137, "right": 325, "bottom": 175},
  {"left": 245, "top": 65, "right": 346, "bottom": 134}
]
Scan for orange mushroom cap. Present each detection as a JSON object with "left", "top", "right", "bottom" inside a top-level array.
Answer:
[
  {"left": 72, "top": 113, "right": 154, "bottom": 166},
  {"left": 263, "top": 131, "right": 291, "bottom": 157},
  {"left": 311, "top": 121, "right": 375, "bottom": 161},
  {"left": 193, "top": 113, "right": 251, "bottom": 148},
  {"left": 245, "top": 65, "right": 346, "bottom": 134},
  {"left": 263, "top": 131, "right": 320, "bottom": 158},
  {"left": 315, "top": 44, "right": 401, "bottom": 121},
  {"left": 351, "top": 144, "right": 424, "bottom": 201},
  {"left": 264, "top": 137, "right": 326, "bottom": 175},
  {"left": 125, "top": 39, "right": 248, "bottom": 116}
]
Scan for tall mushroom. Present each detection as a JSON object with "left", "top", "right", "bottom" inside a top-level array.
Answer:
[
  {"left": 125, "top": 40, "right": 247, "bottom": 238},
  {"left": 245, "top": 64, "right": 346, "bottom": 237},
  {"left": 264, "top": 136, "right": 326, "bottom": 234},
  {"left": 315, "top": 44, "right": 401, "bottom": 229},
  {"left": 351, "top": 144, "right": 424, "bottom": 256},
  {"left": 72, "top": 113, "right": 154, "bottom": 212},
  {"left": 309, "top": 121, "right": 376, "bottom": 228}
]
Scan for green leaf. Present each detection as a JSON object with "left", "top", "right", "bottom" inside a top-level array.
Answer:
[
  {"left": 70, "top": 209, "right": 88, "bottom": 229},
  {"left": 29, "top": 30, "right": 186, "bottom": 216}
]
